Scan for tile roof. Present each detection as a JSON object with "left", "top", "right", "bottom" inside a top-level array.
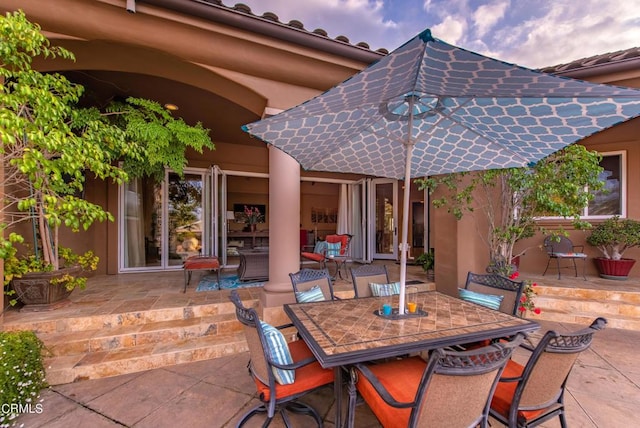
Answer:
[
  {"left": 214, "top": 0, "right": 390, "bottom": 54},
  {"left": 539, "top": 46, "right": 640, "bottom": 74}
]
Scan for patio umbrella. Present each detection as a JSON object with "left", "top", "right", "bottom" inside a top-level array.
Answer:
[{"left": 243, "top": 29, "right": 640, "bottom": 314}]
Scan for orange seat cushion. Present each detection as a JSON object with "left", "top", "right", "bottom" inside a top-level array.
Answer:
[
  {"left": 301, "top": 252, "right": 325, "bottom": 263},
  {"left": 183, "top": 256, "right": 219, "bottom": 270},
  {"left": 491, "top": 359, "right": 548, "bottom": 423},
  {"left": 254, "top": 339, "right": 334, "bottom": 402},
  {"left": 355, "top": 356, "right": 426, "bottom": 427}
]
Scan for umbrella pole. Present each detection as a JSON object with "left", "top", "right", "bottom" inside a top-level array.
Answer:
[{"left": 398, "top": 143, "right": 414, "bottom": 315}]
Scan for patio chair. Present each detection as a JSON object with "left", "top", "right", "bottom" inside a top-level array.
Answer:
[
  {"left": 490, "top": 317, "right": 607, "bottom": 428},
  {"left": 289, "top": 268, "right": 339, "bottom": 302},
  {"left": 542, "top": 236, "right": 587, "bottom": 280},
  {"left": 457, "top": 272, "right": 528, "bottom": 350},
  {"left": 349, "top": 264, "right": 390, "bottom": 298},
  {"left": 347, "top": 334, "right": 525, "bottom": 428},
  {"left": 228, "top": 290, "right": 335, "bottom": 427},
  {"left": 463, "top": 272, "right": 526, "bottom": 316},
  {"left": 301, "top": 234, "right": 352, "bottom": 279}
]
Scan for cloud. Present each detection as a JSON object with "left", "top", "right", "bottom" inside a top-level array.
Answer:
[
  {"left": 473, "top": 0, "right": 510, "bottom": 38},
  {"left": 431, "top": 16, "right": 467, "bottom": 45},
  {"left": 234, "top": 0, "right": 639, "bottom": 68},
  {"left": 490, "top": 0, "right": 640, "bottom": 67}
]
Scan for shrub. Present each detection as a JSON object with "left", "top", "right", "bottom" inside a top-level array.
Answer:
[{"left": 0, "top": 331, "right": 47, "bottom": 427}]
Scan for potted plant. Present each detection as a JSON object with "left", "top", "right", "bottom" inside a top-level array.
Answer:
[
  {"left": 586, "top": 216, "right": 640, "bottom": 280},
  {"left": 415, "top": 248, "right": 434, "bottom": 278},
  {"left": 1, "top": 11, "right": 214, "bottom": 310}
]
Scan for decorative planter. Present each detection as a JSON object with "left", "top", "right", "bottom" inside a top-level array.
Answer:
[
  {"left": 594, "top": 257, "right": 636, "bottom": 280},
  {"left": 11, "top": 266, "right": 81, "bottom": 312}
]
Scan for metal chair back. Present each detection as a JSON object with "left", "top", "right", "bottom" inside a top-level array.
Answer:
[
  {"left": 350, "top": 264, "right": 390, "bottom": 298},
  {"left": 464, "top": 272, "right": 526, "bottom": 315}
]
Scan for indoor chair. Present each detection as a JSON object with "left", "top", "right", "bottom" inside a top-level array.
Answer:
[
  {"left": 229, "top": 290, "right": 335, "bottom": 427},
  {"left": 289, "top": 268, "right": 338, "bottom": 302},
  {"left": 490, "top": 317, "right": 607, "bottom": 428},
  {"left": 347, "top": 335, "right": 524, "bottom": 428},
  {"left": 542, "top": 235, "right": 587, "bottom": 280},
  {"left": 301, "top": 234, "right": 352, "bottom": 279},
  {"left": 349, "top": 264, "right": 390, "bottom": 298}
]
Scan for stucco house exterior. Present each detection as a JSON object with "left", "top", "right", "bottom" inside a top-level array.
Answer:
[{"left": 2, "top": 0, "right": 639, "bottom": 308}]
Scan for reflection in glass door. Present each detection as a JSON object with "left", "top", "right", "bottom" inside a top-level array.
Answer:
[
  {"left": 122, "top": 177, "right": 162, "bottom": 269},
  {"left": 120, "top": 169, "right": 208, "bottom": 271},
  {"left": 371, "top": 179, "right": 397, "bottom": 260},
  {"left": 167, "top": 172, "right": 204, "bottom": 267}
]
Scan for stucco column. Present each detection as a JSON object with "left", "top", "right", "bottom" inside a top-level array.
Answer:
[{"left": 261, "top": 146, "right": 300, "bottom": 308}]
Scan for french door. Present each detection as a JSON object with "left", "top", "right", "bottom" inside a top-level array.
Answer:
[
  {"left": 370, "top": 179, "right": 398, "bottom": 260},
  {"left": 119, "top": 168, "right": 211, "bottom": 272}
]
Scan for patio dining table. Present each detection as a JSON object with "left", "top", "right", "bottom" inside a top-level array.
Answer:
[{"left": 283, "top": 291, "right": 539, "bottom": 427}]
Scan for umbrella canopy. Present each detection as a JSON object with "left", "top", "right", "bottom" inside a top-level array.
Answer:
[{"left": 243, "top": 29, "right": 640, "bottom": 314}]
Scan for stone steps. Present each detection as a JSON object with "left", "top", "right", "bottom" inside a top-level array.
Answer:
[
  {"left": 3, "top": 298, "right": 256, "bottom": 385},
  {"left": 44, "top": 331, "right": 248, "bottom": 385},
  {"left": 530, "top": 285, "right": 640, "bottom": 330},
  {"left": 38, "top": 313, "right": 241, "bottom": 356}
]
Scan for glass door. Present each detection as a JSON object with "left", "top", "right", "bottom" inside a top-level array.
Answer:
[
  {"left": 119, "top": 168, "right": 209, "bottom": 272},
  {"left": 120, "top": 176, "right": 163, "bottom": 270},
  {"left": 370, "top": 179, "right": 398, "bottom": 260},
  {"left": 166, "top": 171, "right": 206, "bottom": 267},
  {"left": 349, "top": 179, "right": 370, "bottom": 263}
]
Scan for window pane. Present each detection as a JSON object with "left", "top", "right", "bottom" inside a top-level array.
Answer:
[{"left": 588, "top": 154, "right": 622, "bottom": 216}]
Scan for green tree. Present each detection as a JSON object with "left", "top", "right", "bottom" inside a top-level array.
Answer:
[
  {"left": 416, "top": 144, "right": 604, "bottom": 272},
  {"left": 0, "top": 11, "right": 213, "bottom": 276}
]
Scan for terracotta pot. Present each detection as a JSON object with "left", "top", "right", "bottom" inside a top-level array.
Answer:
[
  {"left": 594, "top": 257, "right": 636, "bottom": 280},
  {"left": 11, "top": 266, "right": 81, "bottom": 311}
]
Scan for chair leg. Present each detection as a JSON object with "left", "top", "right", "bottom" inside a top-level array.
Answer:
[
  {"left": 237, "top": 401, "right": 323, "bottom": 428},
  {"left": 347, "top": 368, "right": 358, "bottom": 428},
  {"left": 282, "top": 402, "right": 323, "bottom": 427},
  {"left": 236, "top": 404, "right": 271, "bottom": 428},
  {"left": 183, "top": 270, "right": 192, "bottom": 293},
  {"left": 542, "top": 257, "right": 552, "bottom": 276},
  {"left": 556, "top": 256, "right": 562, "bottom": 279},
  {"left": 572, "top": 258, "right": 578, "bottom": 277},
  {"left": 559, "top": 409, "right": 568, "bottom": 428}
]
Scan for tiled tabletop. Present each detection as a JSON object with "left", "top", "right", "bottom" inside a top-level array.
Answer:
[{"left": 284, "top": 291, "right": 539, "bottom": 368}]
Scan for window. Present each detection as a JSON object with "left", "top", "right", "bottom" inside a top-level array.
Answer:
[{"left": 584, "top": 151, "right": 626, "bottom": 218}]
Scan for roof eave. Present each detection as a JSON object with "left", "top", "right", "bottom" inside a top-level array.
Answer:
[{"left": 137, "top": 0, "right": 385, "bottom": 64}]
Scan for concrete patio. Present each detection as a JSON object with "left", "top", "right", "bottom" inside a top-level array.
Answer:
[{"left": 13, "top": 319, "right": 640, "bottom": 427}]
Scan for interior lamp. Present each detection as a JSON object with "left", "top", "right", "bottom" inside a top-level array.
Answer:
[{"left": 226, "top": 211, "right": 235, "bottom": 231}]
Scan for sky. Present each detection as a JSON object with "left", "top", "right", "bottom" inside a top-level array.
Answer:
[{"left": 234, "top": 0, "right": 640, "bottom": 69}]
